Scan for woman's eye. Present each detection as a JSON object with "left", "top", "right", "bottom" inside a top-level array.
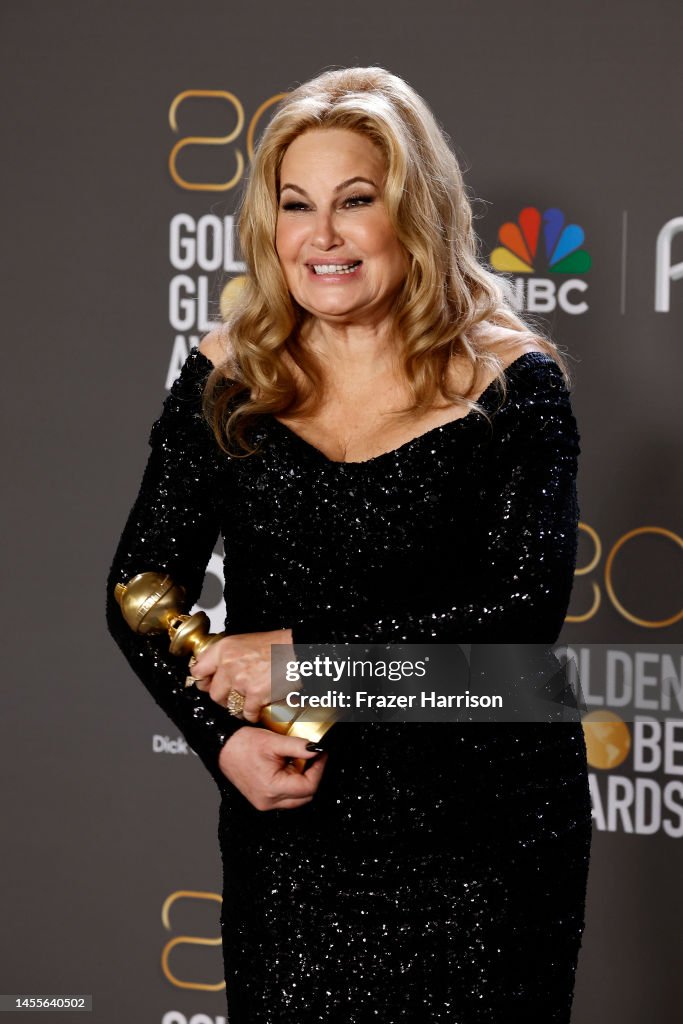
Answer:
[
  {"left": 344, "top": 194, "right": 374, "bottom": 207},
  {"left": 279, "top": 194, "right": 374, "bottom": 212}
]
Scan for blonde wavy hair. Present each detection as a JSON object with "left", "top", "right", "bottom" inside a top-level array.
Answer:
[{"left": 203, "top": 65, "right": 570, "bottom": 457}]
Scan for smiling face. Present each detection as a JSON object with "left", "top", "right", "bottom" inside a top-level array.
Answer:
[{"left": 275, "top": 128, "right": 409, "bottom": 328}]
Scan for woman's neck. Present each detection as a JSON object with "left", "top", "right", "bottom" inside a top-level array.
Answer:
[{"left": 297, "top": 316, "right": 403, "bottom": 395}]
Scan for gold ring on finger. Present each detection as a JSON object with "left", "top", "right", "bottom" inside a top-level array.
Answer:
[{"left": 225, "top": 688, "right": 246, "bottom": 718}]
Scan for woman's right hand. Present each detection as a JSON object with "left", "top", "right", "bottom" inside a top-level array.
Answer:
[{"left": 218, "top": 727, "right": 328, "bottom": 811}]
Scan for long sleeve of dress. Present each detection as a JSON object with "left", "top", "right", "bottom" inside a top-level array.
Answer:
[
  {"left": 290, "top": 361, "right": 580, "bottom": 647},
  {"left": 105, "top": 351, "right": 244, "bottom": 794}
]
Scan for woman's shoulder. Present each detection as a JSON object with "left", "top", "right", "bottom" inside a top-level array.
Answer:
[
  {"left": 196, "top": 325, "right": 244, "bottom": 390},
  {"left": 149, "top": 332, "right": 228, "bottom": 448},
  {"left": 455, "top": 326, "right": 561, "bottom": 399},
  {"left": 466, "top": 325, "right": 578, "bottom": 447},
  {"left": 480, "top": 327, "right": 548, "bottom": 369},
  {"left": 495, "top": 353, "right": 578, "bottom": 455},
  {"left": 503, "top": 347, "right": 566, "bottom": 393},
  {"left": 198, "top": 324, "right": 232, "bottom": 367}
]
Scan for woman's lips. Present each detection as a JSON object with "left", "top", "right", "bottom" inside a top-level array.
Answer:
[{"left": 306, "top": 261, "right": 363, "bottom": 280}]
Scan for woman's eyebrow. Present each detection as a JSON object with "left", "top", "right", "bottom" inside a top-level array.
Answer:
[{"left": 280, "top": 176, "right": 378, "bottom": 198}]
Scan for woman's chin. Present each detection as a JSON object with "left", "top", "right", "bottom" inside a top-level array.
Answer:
[{"left": 297, "top": 298, "right": 367, "bottom": 321}]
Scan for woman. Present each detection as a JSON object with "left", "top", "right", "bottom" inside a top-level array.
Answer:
[{"left": 106, "top": 67, "right": 592, "bottom": 1022}]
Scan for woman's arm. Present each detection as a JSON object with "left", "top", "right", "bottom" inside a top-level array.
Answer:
[
  {"left": 105, "top": 348, "right": 244, "bottom": 793},
  {"left": 290, "top": 366, "right": 581, "bottom": 646}
]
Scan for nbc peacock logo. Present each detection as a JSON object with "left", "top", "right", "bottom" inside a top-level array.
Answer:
[{"left": 489, "top": 206, "right": 591, "bottom": 315}]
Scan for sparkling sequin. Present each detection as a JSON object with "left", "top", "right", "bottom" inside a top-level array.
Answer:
[{"left": 106, "top": 347, "right": 592, "bottom": 1022}]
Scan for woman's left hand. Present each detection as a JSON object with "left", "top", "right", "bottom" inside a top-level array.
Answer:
[{"left": 189, "top": 628, "right": 298, "bottom": 723}]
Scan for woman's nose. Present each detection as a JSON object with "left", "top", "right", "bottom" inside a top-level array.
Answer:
[{"left": 310, "top": 210, "right": 343, "bottom": 249}]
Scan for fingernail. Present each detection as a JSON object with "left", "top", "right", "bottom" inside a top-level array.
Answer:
[{"left": 305, "top": 742, "right": 325, "bottom": 753}]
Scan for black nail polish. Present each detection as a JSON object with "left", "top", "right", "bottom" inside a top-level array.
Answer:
[{"left": 305, "top": 742, "right": 325, "bottom": 752}]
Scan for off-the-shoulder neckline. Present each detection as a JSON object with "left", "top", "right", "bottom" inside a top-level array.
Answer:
[{"left": 190, "top": 347, "right": 557, "bottom": 467}]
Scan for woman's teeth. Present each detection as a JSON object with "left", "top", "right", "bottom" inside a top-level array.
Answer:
[{"left": 311, "top": 262, "right": 361, "bottom": 275}]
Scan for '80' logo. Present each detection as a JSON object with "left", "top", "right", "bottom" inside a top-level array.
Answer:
[
  {"left": 168, "top": 89, "right": 287, "bottom": 192},
  {"left": 570, "top": 523, "right": 682, "bottom": 629}
]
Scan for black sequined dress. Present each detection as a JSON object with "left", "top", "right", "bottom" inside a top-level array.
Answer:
[{"left": 106, "top": 347, "right": 592, "bottom": 1023}]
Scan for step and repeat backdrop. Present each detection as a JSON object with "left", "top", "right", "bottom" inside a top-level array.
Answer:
[{"left": 2, "top": 1, "right": 681, "bottom": 1022}]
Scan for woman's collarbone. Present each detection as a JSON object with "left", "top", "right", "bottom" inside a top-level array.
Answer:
[{"left": 276, "top": 400, "right": 469, "bottom": 462}]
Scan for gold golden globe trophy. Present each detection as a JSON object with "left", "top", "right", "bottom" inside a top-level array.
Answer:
[{"left": 113, "top": 570, "right": 340, "bottom": 773}]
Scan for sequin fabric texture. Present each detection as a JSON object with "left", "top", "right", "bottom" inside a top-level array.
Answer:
[{"left": 105, "top": 347, "right": 592, "bottom": 1023}]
